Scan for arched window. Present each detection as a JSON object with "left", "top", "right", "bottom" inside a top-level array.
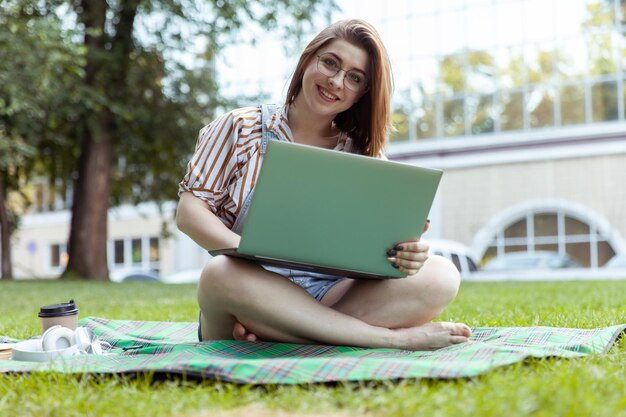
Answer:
[{"left": 473, "top": 200, "right": 624, "bottom": 268}]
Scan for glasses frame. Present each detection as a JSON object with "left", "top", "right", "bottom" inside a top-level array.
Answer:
[{"left": 315, "top": 53, "right": 369, "bottom": 93}]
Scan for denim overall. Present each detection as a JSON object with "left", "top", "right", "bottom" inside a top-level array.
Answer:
[
  {"left": 232, "top": 104, "right": 346, "bottom": 300},
  {"left": 198, "top": 104, "right": 345, "bottom": 341}
]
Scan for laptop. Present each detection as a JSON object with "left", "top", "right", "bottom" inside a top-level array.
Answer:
[{"left": 209, "top": 140, "right": 442, "bottom": 279}]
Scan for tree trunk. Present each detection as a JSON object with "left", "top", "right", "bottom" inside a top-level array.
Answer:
[
  {"left": 64, "top": 0, "right": 111, "bottom": 280},
  {"left": 63, "top": 0, "right": 139, "bottom": 280},
  {"left": 64, "top": 115, "right": 113, "bottom": 280},
  {"left": 0, "top": 172, "right": 13, "bottom": 279}
]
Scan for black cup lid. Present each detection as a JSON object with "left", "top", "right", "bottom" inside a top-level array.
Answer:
[{"left": 38, "top": 299, "right": 79, "bottom": 318}]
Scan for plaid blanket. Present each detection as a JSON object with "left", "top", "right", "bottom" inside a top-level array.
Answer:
[{"left": 0, "top": 317, "right": 623, "bottom": 384}]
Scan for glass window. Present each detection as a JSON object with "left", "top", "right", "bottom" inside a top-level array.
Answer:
[
  {"left": 566, "top": 242, "right": 591, "bottom": 267},
  {"left": 597, "top": 240, "right": 617, "bottom": 266},
  {"left": 560, "top": 83, "right": 586, "bottom": 125},
  {"left": 412, "top": 58, "right": 439, "bottom": 96},
  {"left": 443, "top": 97, "right": 465, "bottom": 136},
  {"left": 565, "top": 215, "right": 590, "bottom": 235},
  {"left": 495, "top": 46, "right": 525, "bottom": 89},
  {"left": 50, "top": 244, "right": 68, "bottom": 269},
  {"left": 466, "top": 257, "right": 478, "bottom": 272},
  {"left": 114, "top": 240, "right": 124, "bottom": 265},
  {"left": 592, "top": 79, "right": 619, "bottom": 122},
  {"left": 131, "top": 238, "right": 142, "bottom": 264},
  {"left": 528, "top": 85, "right": 555, "bottom": 128},
  {"left": 390, "top": 110, "right": 410, "bottom": 142},
  {"left": 586, "top": 32, "right": 616, "bottom": 76},
  {"left": 504, "top": 245, "right": 527, "bottom": 254},
  {"left": 451, "top": 253, "right": 462, "bottom": 272},
  {"left": 466, "top": 50, "right": 497, "bottom": 94},
  {"left": 439, "top": 54, "right": 465, "bottom": 94},
  {"left": 149, "top": 237, "right": 160, "bottom": 262},
  {"left": 534, "top": 213, "right": 558, "bottom": 237},
  {"left": 50, "top": 244, "right": 61, "bottom": 268},
  {"left": 500, "top": 90, "right": 524, "bottom": 131},
  {"left": 504, "top": 218, "right": 527, "bottom": 239},
  {"left": 620, "top": 2, "right": 626, "bottom": 28},
  {"left": 416, "top": 96, "right": 437, "bottom": 139},
  {"left": 479, "top": 208, "right": 618, "bottom": 269},
  {"left": 526, "top": 46, "right": 557, "bottom": 85},
  {"left": 470, "top": 94, "right": 496, "bottom": 134},
  {"left": 559, "top": 37, "right": 588, "bottom": 80}
]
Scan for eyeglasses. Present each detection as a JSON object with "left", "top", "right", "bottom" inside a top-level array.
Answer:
[{"left": 316, "top": 53, "right": 368, "bottom": 93}]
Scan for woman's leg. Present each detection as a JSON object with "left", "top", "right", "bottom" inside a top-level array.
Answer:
[
  {"left": 321, "top": 255, "right": 462, "bottom": 329},
  {"left": 197, "top": 255, "right": 469, "bottom": 350}
]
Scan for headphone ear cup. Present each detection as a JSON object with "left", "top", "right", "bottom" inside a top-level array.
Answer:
[
  {"left": 74, "top": 327, "right": 93, "bottom": 353},
  {"left": 42, "top": 326, "right": 75, "bottom": 351}
]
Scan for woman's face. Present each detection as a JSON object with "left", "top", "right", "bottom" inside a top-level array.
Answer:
[{"left": 296, "top": 39, "right": 369, "bottom": 119}]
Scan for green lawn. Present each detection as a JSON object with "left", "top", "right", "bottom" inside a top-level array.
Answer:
[{"left": 1, "top": 279, "right": 625, "bottom": 417}]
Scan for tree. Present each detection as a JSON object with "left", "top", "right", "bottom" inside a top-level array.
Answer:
[
  {"left": 0, "top": 2, "right": 85, "bottom": 279},
  {"left": 61, "top": 0, "right": 334, "bottom": 280}
]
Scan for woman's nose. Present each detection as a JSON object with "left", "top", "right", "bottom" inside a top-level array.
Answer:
[{"left": 328, "top": 70, "right": 346, "bottom": 89}]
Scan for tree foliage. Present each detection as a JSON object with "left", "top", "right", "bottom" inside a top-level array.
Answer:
[
  {"left": 0, "top": 2, "right": 85, "bottom": 278},
  {"left": 0, "top": 0, "right": 334, "bottom": 279}
]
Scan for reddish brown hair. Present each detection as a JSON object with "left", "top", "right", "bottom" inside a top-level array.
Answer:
[{"left": 285, "top": 19, "right": 393, "bottom": 157}]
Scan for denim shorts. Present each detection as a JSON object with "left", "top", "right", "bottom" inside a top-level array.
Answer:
[{"left": 260, "top": 264, "right": 346, "bottom": 301}]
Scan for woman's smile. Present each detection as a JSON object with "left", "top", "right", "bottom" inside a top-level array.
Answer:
[{"left": 318, "top": 85, "right": 339, "bottom": 103}]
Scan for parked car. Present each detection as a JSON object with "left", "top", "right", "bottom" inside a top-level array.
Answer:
[
  {"left": 482, "top": 251, "right": 581, "bottom": 271},
  {"left": 109, "top": 268, "right": 161, "bottom": 283},
  {"left": 428, "top": 238, "right": 479, "bottom": 278},
  {"left": 604, "top": 254, "right": 626, "bottom": 268}
]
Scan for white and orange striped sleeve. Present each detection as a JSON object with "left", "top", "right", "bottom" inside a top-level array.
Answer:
[{"left": 179, "top": 112, "right": 240, "bottom": 214}]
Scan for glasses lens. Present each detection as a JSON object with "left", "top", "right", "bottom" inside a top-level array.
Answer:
[
  {"left": 317, "top": 54, "right": 339, "bottom": 77},
  {"left": 344, "top": 71, "right": 366, "bottom": 93},
  {"left": 316, "top": 54, "right": 368, "bottom": 93}
]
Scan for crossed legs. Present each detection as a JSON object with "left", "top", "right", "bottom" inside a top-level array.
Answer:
[{"left": 197, "top": 255, "right": 470, "bottom": 350}]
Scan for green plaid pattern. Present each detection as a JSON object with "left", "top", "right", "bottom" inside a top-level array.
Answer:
[{"left": 0, "top": 317, "right": 623, "bottom": 384}]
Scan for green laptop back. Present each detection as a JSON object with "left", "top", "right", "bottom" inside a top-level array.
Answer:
[{"left": 238, "top": 140, "right": 442, "bottom": 278}]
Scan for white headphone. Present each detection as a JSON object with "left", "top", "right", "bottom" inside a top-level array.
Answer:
[
  {"left": 11, "top": 325, "right": 110, "bottom": 362},
  {"left": 41, "top": 325, "right": 105, "bottom": 354},
  {"left": 42, "top": 326, "right": 75, "bottom": 351}
]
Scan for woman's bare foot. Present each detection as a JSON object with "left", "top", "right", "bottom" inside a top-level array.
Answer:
[
  {"left": 232, "top": 321, "right": 259, "bottom": 342},
  {"left": 393, "top": 322, "right": 471, "bottom": 351},
  {"left": 232, "top": 320, "right": 470, "bottom": 351}
]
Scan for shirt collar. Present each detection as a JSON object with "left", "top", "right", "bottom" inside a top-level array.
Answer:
[
  {"left": 266, "top": 104, "right": 354, "bottom": 152},
  {"left": 265, "top": 104, "right": 294, "bottom": 142}
]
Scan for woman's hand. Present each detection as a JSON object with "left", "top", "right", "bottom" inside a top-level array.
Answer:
[{"left": 386, "top": 220, "right": 430, "bottom": 276}]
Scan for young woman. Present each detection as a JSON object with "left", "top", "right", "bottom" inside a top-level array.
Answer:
[{"left": 176, "top": 19, "right": 471, "bottom": 350}]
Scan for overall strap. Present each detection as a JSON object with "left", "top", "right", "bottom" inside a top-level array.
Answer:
[
  {"left": 260, "top": 104, "right": 280, "bottom": 154},
  {"left": 230, "top": 104, "right": 280, "bottom": 235}
]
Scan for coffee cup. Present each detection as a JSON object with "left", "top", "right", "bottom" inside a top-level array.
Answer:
[{"left": 38, "top": 299, "right": 79, "bottom": 332}]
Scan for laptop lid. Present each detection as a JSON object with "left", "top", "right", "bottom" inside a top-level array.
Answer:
[{"left": 233, "top": 140, "right": 442, "bottom": 279}]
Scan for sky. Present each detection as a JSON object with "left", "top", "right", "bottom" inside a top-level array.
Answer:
[{"left": 216, "top": 0, "right": 591, "bottom": 104}]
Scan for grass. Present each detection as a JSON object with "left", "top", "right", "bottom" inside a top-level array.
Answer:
[{"left": 1, "top": 279, "right": 626, "bottom": 417}]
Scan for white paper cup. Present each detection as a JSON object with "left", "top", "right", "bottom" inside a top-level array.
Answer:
[{"left": 38, "top": 299, "right": 79, "bottom": 332}]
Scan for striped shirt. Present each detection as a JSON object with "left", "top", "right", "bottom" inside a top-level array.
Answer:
[{"left": 179, "top": 105, "right": 358, "bottom": 229}]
